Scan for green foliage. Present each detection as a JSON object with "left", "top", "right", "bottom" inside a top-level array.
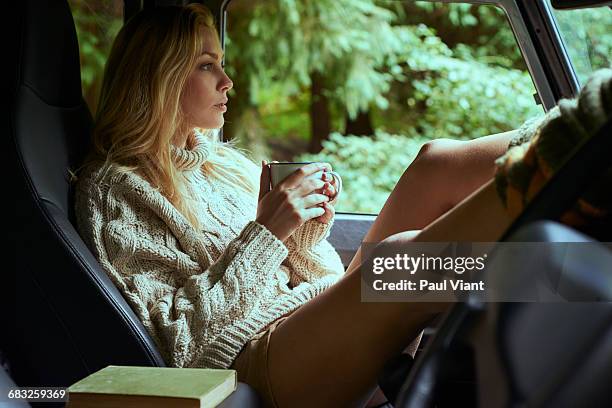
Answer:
[
  {"left": 69, "top": 0, "right": 122, "bottom": 110},
  {"left": 296, "top": 131, "right": 432, "bottom": 214},
  {"left": 226, "top": 0, "right": 412, "bottom": 118},
  {"left": 226, "top": 0, "right": 551, "bottom": 214},
  {"left": 400, "top": 2, "right": 525, "bottom": 69},
  {"left": 227, "top": 0, "right": 556, "bottom": 213},
  {"left": 255, "top": 85, "right": 312, "bottom": 141},
  {"left": 403, "top": 45, "right": 543, "bottom": 139},
  {"left": 551, "top": 6, "right": 612, "bottom": 84}
]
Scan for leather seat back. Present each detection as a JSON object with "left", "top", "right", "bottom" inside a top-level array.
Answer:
[{"left": 10, "top": 0, "right": 165, "bottom": 389}]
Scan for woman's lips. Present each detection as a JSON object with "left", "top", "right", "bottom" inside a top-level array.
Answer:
[{"left": 213, "top": 103, "right": 227, "bottom": 112}]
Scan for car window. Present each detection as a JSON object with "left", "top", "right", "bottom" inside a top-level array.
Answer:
[
  {"left": 224, "top": 0, "right": 543, "bottom": 215},
  {"left": 548, "top": 2, "right": 612, "bottom": 86},
  {"left": 67, "top": 0, "right": 123, "bottom": 113}
]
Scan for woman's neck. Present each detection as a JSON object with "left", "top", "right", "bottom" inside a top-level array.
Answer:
[{"left": 173, "top": 129, "right": 197, "bottom": 150}]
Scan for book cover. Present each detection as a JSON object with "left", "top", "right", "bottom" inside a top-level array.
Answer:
[{"left": 67, "top": 365, "right": 236, "bottom": 408}]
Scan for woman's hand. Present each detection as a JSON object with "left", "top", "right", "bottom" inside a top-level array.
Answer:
[
  {"left": 256, "top": 161, "right": 332, "bottom": 242},
  {"left": 313, "top": 171, "right": 341, "bottom": 224}
]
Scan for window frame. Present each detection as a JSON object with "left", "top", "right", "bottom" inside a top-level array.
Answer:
[{"left": 517, "top": 0, "right": 581, "bottom": 100}]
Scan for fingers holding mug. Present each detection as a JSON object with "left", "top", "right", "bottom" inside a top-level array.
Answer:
[
  {"left": 322, "top": 170, "right": 342, "bottom": 203},
  {"left": 329, "top": 171, "right": 342, "bottom": 198},
  {"left": 282, "top": 162, "right": 331, "bottom": 189}
]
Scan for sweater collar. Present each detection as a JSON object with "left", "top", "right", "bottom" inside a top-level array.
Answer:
[{"left": 170, "top": 130, "right": 211, "bottom": 171}]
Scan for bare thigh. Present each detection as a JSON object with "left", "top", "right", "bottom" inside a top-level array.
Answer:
[
  {"left": 415, "top": 179, "right": 513, "bottom": 242},
  {"left": 268, "top": 246, "right": 441, "bottom": 408}
]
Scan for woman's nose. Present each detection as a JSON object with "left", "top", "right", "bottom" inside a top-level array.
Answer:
[{"left": 219, "top": 72, "right": 233, "bottom": 92}]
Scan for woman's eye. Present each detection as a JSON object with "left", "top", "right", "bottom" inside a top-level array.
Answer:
[{"left": 199, "top": 63, "right": 213, "bottom": 71}]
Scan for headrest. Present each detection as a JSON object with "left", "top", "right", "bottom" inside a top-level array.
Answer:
[{"left": 19, "top": 0, "right": 82, "bottom": 107}]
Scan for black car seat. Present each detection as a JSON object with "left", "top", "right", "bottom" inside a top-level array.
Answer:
[{"left": 9, "top": 1, "right": 259, "bottom": 406}]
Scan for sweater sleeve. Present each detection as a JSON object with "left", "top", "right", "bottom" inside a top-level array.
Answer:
[
  {"left": 283, "top": 220, "right": 345, "bottom": 286},
  {"left": 288, "top": 217, "right": 334, "bottom": 250},
  {"left": 78, "top": 179, "right": 289, "bottom": 368}
]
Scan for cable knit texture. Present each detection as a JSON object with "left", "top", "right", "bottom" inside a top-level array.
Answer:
[
  {"left": 74, "top": 139, "right": 345, "bottom": 369},
  {"left": 495, "top": 68, "right": 611, "bottom": 229}
]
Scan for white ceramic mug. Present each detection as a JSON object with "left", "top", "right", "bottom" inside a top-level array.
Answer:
[{"left": 268, "top": 161, "right": 343, "bottom": 200}]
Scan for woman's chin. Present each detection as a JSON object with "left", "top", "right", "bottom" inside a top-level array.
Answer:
[{"left": 212, "top": 114, "right": 225, "bottom": 129}]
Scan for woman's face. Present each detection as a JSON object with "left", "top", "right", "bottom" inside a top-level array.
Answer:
[{"left": 180, "top": 28, "right": 233, "bottom": 130}]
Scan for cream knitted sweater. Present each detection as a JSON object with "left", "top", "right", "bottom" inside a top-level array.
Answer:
[{"left": 74, "top": 139, "right": 345, "bottom": 369}]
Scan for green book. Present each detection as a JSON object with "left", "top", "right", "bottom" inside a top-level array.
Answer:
[{"left": 66, "top": 365, "right": 236, "bottom": 408}]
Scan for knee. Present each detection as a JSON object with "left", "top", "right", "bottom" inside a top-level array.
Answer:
[
  {"left": 383, "top": 230, "right": 420, "bottom": 245},
  {"left": 370, "top": 230, "right": 421, "bottom": 265},
  {"left": 402, "top": 138, "right": 466, "bottom": 183},
  {"left": 413, "top": 138, "right": 466, "bottom": 168}
]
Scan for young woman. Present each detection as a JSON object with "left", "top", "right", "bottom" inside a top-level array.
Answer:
[{"left": 74, "top": 4, "right": 611, "bottom": 407}]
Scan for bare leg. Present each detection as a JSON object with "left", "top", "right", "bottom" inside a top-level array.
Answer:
[
  {"left": 345, "top": 130, "right": 516, "bottom": 275},
  {"left": 415, "top": 179, "right": 512, "bottom": 242},
  {"left": 269, "top": 250, "right": 444, "bottom": 408},
  {"left": 266, "top": 177, "right": 514, "bottom": 407},
  {"left": 347, "top": 131, "right": 514, "bottom": 406},
  {"left": 361, "top": 132, "right": 515, "bottom": 405}
]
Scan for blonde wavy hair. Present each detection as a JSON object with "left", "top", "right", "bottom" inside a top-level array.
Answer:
[{"left": 79, "top": 4, "right": 259, "bottom": 231}]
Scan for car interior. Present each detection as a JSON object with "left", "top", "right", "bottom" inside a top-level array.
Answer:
[{"left": 6, "top": 0, "right": 611, "bottom": 407}]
